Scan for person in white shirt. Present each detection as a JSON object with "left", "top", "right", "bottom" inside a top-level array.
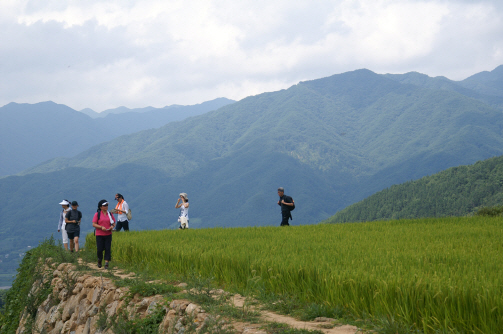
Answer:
[
  {"left": 57, "top": 200, "right": 71, "bottom": 250},
  {"left": 113, "top": 193, "right": 130, "bottom": 231},
  {"left": 175, "top": 193, "right": 189, "bottom": 229}
]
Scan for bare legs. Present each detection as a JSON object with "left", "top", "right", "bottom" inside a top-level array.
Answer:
[{"left": 69, "top": 237, "right": 79, "bottom": 252}]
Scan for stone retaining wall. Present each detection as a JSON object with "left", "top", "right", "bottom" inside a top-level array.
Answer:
[{"left": 15, "top": 263, "right": 214, "bottom": 334}]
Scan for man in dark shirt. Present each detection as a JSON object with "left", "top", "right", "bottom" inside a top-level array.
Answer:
[
  {"left": 277, "top": 187, "right": 294, "bottom": 226},
  {"left": 65, "top": 201, "right": 82, "bottom": 252}
]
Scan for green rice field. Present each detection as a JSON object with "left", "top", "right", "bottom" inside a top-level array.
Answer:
[{"left": 86, "top": 217, "right": 503, "bottom": 333}]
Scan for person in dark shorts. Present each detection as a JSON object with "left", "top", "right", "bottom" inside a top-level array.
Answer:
[
  {"left": 65, "top": 201, "right": 82, "bottom": 252},
  {"left": 92, "top": 199, "right": 116, "bottom": 269},
  {"left": 277, "top": 187, "right": 294, "bottom": 226}
]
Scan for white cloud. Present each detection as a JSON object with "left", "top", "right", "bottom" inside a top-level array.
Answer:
[{"left": 0, "top": 0, "right": 502, "bottom": 111}]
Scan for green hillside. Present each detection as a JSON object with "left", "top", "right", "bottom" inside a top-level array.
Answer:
[
  {"left": 326, "top": 155, "right": 503, "bottom": 223},
  {"left": 2, "top": 67, "right": 503, "bottom": 286}
]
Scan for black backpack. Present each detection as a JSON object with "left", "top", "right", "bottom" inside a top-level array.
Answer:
[{"left": 284, "top": 196, "right": 295, "bottom": 211}]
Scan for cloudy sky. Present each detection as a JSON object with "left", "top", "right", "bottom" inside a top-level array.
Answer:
[{"left": 1, "top": 0, "right": 502, "bottom": 112}]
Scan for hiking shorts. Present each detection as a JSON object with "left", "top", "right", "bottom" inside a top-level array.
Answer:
[{"left": 67, "top": 230, "right": 80, "bottom": 239}]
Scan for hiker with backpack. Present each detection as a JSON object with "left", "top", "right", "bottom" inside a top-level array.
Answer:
[
  {"left": 92, "top": 199, "right": 116, "bottom": 269},
  {"left": 112, "top": 193, "right": 130, "bottom": 231},
  {"left": 65, "top": 201, "right": 82, "bottom": 252},
  {"left": 277, "top": 187, "right": 295, "bottom": 226},
  {"left": 175, "top": 193, "right": 189, "bottom": 229},
  {"left": 57, "top": 199, "right": 71, "bottom": 250}
]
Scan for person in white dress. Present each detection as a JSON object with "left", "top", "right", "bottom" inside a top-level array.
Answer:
[
  {"left": 57, "top": 200, "right": 71, "bottom": 250},
  {"left": 175, "top": 193, "right": 189, "bottom": 229}
]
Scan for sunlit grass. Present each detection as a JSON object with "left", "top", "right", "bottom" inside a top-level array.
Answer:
[{"left": 86, "top": 216, "right": 503, "bottom": 333}]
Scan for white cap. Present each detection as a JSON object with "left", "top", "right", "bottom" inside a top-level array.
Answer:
[{"left": 59, "top": 200, "right": 70, "bottom": 205}]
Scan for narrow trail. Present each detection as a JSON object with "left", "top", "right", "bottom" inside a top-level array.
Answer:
[
  {"left": 79, "top": 259, "right": 359, "bottom": 334},
  {"left": 230, "top": 295, "right": 358, "bottom": 334}
]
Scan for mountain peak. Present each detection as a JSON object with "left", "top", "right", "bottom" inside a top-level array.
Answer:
[
  {"left": 492, "top": 64, "right": 503, "bottom": 75},
  {"left": 460, "top": 64, "right": 503, "bottom": 97}
]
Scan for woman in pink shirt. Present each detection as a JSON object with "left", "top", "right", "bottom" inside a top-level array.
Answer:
[{"left": 92, "top": 199, "right": 116, "bottom": 269}]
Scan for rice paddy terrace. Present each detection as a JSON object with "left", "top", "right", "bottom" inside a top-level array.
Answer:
[{"left": 84, "top": 217, "right": 503, "bottom": 333}]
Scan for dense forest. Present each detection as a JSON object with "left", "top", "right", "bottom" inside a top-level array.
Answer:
[{"left": 326, "top": 155, "right": 503, "bottom": 223}]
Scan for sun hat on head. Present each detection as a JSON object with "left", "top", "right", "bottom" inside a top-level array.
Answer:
[
  {"left": 97, "top": 199, "right": 108, "bottom": 211},
  {"left": 59, "top": 200, "right": 70, "bottom": 206},
  {"left": 71, "top": 201, "right": 79, "bottom": 206},
  {"left": 179, "top": 193, "right": 188, "bottom": 200}
]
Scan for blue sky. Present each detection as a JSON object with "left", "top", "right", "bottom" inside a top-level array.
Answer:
[{"left": 1, "top": 0, "right": 502, "bottom": 111}]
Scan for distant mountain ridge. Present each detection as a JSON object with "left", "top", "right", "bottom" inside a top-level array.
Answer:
[
  {"left": 0, "top": 98, "right": 235, "bottom": 176},
  {"left": 460, "top": 65, "right": 503, "bottom": 97},
  {"left": 80, "top": 101, "right": 228, "bottom": 118},
  {"left": 384, "top": 65, "right": 503, "bottom": 109},
  {"left": 325, "top": 155, "right": 503, "bottom": 223}
]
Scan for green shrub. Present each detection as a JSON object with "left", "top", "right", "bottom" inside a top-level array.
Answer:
[
  {"left": 0, "top": 237, "right": 72, "bottom": 334},
  {"left": 476, "top": 205, "right": 503, "bottom": 216}
]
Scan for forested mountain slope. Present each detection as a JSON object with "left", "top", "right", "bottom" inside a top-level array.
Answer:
[
  {"left": 326, "top": 155, "right": 503, "bottom": 223},
  {"left": 28, "top": 69, "right": 503, "bottom": 179}
]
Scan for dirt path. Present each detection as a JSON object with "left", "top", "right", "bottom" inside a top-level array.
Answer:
[
  {"left": 231, "top": 295, "right": 359, "bottom": 334},
  {"left": 79, "top": 259, "right": 135, "bottom": 279},
  {"left": 79, "top": 260, "right": 359, "bottom": 334}
]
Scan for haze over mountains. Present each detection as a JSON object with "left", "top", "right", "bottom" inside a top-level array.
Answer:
[
  {"left": 1, "top": 65, "right": 503, "bottom": 286},
  {"left": 0, "top": 98, "right": 234, "bottom": 176}
]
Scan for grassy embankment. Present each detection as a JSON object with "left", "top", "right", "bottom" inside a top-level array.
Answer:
[{"left": 85, "top": 217, "right": 503, "bottom": 333}]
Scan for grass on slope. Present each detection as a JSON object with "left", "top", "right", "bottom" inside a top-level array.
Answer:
[{"left": 86, "top": 217, "right": 503, "bottom": 333}]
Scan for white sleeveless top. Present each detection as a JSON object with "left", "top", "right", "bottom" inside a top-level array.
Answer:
[{"left": 179, "top": 204, "right": 189, "bottom": 219}]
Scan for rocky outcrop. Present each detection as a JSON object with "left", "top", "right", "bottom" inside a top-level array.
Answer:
[
  {"left": 14, "top": 263, "right": 214, "bottom": 334},
  {"left": 13, "top": 261, "right": 357, "bottom": 334}
]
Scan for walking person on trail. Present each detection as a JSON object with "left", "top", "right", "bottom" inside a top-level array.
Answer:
[
  {"left": 175, "top": 193, "right": 189, "bottom": 229},
  {"left": 112, "top": 193, "right": 130, "bottom": 231},
  {"left": 57, "top": 200, "right": 71, "bottom": 250},
  {"left": 65, "top": 201, "right": 82, "bottom": 252},
  {"left": 277, "top": 187, "right": 295, "bottom": 226},
  {"left": 92, "top": 200, "right": 116, "bottom": 269}
]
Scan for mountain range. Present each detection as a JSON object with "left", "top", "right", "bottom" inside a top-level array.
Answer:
[
  {"left": 0, "top": 98, "right": 234, "bottom": 176},
  {"left": 1, "top": 65, "right": 503, "bottom": 286}
]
